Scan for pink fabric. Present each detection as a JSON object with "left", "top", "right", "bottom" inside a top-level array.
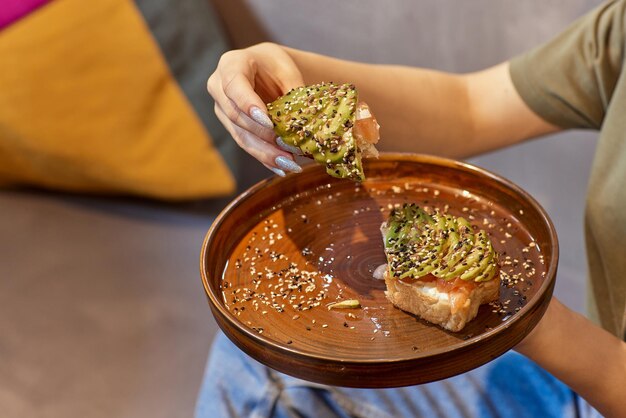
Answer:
[{"left": 0, "top": 0, "right": 51, "bottom": 30}]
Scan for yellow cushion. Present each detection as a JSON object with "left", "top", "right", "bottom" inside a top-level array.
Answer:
[{"left": 0, "top": 0, "right": 235, "bottom": 200}]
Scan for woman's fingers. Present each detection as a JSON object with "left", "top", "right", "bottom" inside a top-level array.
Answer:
[
  {"left": 218, "top": 65, "right": 305, "bottom": 155},
  {"left": 208, "top": 72, "right": 276, "bottom": 143},
  {"left": 222, "top": 72, "right": 272, "bottom": 124},
  {"left": 207, "top": 45, "right": 310, "bottom": 169},
  {"left": 213, "top": 104, "right": 275, "bottom": 163},
  {"left": 218, "top": 73, "right": 305, "bottom": 155},
  {"left": 276, "top": 136, "right": 303, "bottom": 155},
  {"left": 215, "top": 105, "right": 302, "bottom": 174},
  {"left": 262, "top": 163, "right": 286, "bottom": 177}
]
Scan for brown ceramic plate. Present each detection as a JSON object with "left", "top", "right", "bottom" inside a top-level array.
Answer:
[{"left": 200, "top": 153, "right": 558, "bottom": 388}]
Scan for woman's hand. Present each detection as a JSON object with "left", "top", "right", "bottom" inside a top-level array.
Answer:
[{"left": 207, "top": 42, "right": 306, "bottom": 176}]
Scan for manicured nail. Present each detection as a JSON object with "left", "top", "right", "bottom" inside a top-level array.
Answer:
[
  {"left": 269, "top": 166, "right": 286, "bottom": 177},
  {"left": 250, "top": 106, "right": 274, "bottom": 129},
  {"left": 276, "top": 137, "right": 302, "bottom": 155},
  {"left": 275, "top": 156, "right": 302, "bottom": 173}
]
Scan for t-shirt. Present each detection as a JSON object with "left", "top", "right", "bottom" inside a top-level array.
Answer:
[{"left": 510, "top": 0, "right": 626, "bottom": 340}]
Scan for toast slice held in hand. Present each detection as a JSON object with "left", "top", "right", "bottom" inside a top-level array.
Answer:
[{"left": 267, "top": 82, "right": 379, "bottom": 181}]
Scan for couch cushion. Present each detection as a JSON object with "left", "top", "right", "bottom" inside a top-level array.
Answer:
[{"left": 0, "top": 0, "right": 235, "bottom": 200}]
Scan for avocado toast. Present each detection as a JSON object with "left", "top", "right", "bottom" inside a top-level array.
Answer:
[
  {"left": 267, "top": 82, "right": 379, "bottom": 181},
  {"left": 381, "top": 204, "right": 500, "bottom": 332}
]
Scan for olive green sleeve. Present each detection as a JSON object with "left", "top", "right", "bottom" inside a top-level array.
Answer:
[{"left": 509, "top": 0, "right": 626, "bottom": 130}]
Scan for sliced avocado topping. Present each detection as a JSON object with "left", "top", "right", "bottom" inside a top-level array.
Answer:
[
  {"left": 442, "top": 232, "right": 485, "bottom": 279},
  {"left": 267, "top": 82, "right": 365, "bottom": 181},
  {"left": 436, "top": 217, "right": 474, "bottom": 279},
  {"left": 460, "top": 236, "right": 494, "bottom": 280},
  {"left": 431, "top": 216, "right": 459, "bottom": 275},
  {"left": 382, "top": 203, "right": 499, "bottom": 282},
  {"left": 475, "top": 261, "right": 498, "bottom": 282}
]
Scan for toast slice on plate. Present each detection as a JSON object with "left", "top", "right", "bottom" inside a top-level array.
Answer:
[{"left": 381, "top": 204, "right": 500, "bottom": 332}]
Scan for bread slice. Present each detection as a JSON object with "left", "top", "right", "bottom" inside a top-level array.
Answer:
[{"left": 384, "top": 270, "right": 500, "bottom": 332}]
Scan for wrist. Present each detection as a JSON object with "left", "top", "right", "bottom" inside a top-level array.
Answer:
[{"left": 514, "top": 297, "right": 562, "bottom": 357}]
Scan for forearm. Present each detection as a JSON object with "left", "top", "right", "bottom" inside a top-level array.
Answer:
[
  {"left": 516, "top": 299, "right": 626, "bottom": 418},
  {"left": 284, "top": 46, "right": 559, "bottom": 157}
]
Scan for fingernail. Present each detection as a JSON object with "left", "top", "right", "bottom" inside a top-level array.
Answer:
[
  {"left": 275, "top": 156, "right": 302, "bottom": 173},
  {"left": 269, "top": 167, "right": 286, "bottom": 177},
  {"left": 250, "top": 106, "right": 274, "bottom": 129},
  {"left": 276, "top": 137, "right": 302, "bottom": 155}
]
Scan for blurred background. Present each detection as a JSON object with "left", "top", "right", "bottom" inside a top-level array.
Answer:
[{"left": 0, "top": 0, "right": 600, "bottom": 416}]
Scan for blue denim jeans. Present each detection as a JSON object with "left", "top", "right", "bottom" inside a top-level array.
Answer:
[{"left": 196, "top": 332, "right": 600, "bottom": 418}]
